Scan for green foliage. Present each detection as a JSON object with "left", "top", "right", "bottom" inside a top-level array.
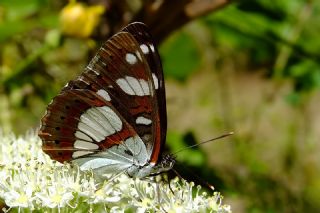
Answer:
[
  {"left": 0, "top": 0, "right": 58, "bottom": 42},
  {"left": 160, "top": 31, "right": 201, "bottom": 81},
  {"left": 289, "top": 60, "right": 320, "bottom": 91},
  {"left": 204, "top": 1, "right": 320, "bottom": 95},
  {"left": 166, "top": 131, "right": 206, "bottom": 167}
]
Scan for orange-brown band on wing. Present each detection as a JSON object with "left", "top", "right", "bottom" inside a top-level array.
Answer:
[
  {"left": 149, "top": 115, "right": 161, "bottom": 164},
  {"left": 98, "top": 127, "right": 133, "bottom": 150}
]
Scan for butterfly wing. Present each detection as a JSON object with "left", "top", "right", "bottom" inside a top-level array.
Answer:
[
  {"left": 122, "top": 22, "right": 167, "bottom": 161},
  {"left": 40, "top": 89, "right": 134, "bottom": 160},
  {"left": 39, "top": 23, "right": 166, "bottom": 168},
  {"left": 40, "top": 89, "right": 151, "bottom": 176}
]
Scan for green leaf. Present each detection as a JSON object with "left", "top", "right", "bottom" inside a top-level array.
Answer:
[
  {"left": 0, "top": 0, "right": 41, "bottom": 21},
  {"left": 160, "top": 31, "right": 200, "bottom": 81},
  {"left": 0, "top": 20, "right": 34, "bottom": 42},
  {"left": 289, "top": 60, "right": 320, "bottom": 91}
]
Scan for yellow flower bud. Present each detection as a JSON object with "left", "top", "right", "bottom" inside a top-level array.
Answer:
[{"left": 60, "top": 2, "right": 105, "bottom": 38}]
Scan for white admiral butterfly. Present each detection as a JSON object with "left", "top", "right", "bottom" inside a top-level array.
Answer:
[{"left": 38, "top": 22, "right": 175, "bottom": 178}]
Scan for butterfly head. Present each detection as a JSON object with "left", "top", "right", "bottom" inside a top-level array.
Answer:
[
  {"left": 126, "top": 153, "right": 175, "bottom": 179},
  {"left": 149, "top": 153, "right": 176, "bottom": 176},
  {"left": 158, "top": 153, "right": 175, "bottom": 171}
]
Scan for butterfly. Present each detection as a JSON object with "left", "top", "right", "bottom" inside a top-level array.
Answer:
[{"left": 38, "top": 22, "right": 175, "bottom": 179}]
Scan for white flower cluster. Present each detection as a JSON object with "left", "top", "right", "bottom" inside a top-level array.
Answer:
[{"left": 0, "top": 132, "right": 232, "bottom": 212}]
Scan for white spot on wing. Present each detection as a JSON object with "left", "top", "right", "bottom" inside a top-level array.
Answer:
[
  {"left": 117, "top": 76, "right": 151, "bottom": 96},
  {"left": 150, "top": 44, "right": 155, "bottom": 53},
  {"left": 72, "top": 150, "right": 94, "bottom": 158},
  {"left": 75, "top": 130, "right": 92, "bottom": 142},
  {"left": 77, "top": 106, "right": 122, "bottom": 143},
  {"left": 97, "top": 89, "right": 111, "bottom": 101},
  {"left": 152, "top": 73, "right": 159, "bottom": 89},
  {"left": 125, "top": 53, "right": 137, "bottom": 65},
  {"left": 140, "top": 44, "right": 149, "bottom": 54},
  {"left": 87, "top": 108, "right": 115, "bottom": 136},
  {"left": 139, "top": 79, "right": 150, "bottom": 95},
  {"left": 136, "top": 116, "right": 152, "bottom": 125},
  {"left": 116, "top": 78, "right": 135, "bottom": 95},
  {"left": 96, "top": 107, "right": 122, "bottom": 131},
  {"left": 74, "top": 140, "right": 99, "bottom": 150},
  {"left": 126, "top": 76, "right": 144, "bottom": 96},
  {"left": 80, "top": 114, "right": 108, "bottom": 140},
  {"left": 78, "top": 122, "right": 105, "bottom": 142}
]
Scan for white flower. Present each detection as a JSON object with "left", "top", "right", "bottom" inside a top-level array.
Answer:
[
  {"left": 0, "top": 131, "right": 232, "bottom": 212},
  {"left": 3, "top": 187, "right": 33, "bottom": 208},
  {"left": 35, "top": 184, "right": 74, "bottom": 208}
]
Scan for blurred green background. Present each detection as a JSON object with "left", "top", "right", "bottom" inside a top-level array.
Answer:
[{"left": 1, "top": 0, "right": 320, "bottom": 212}]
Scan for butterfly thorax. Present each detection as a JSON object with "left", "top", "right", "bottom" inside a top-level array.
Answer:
[{"left": 127, "top": 153, "right": 175, "bottom": 178}]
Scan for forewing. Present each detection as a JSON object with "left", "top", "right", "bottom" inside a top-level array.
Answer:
[
  {"left": 58, "top": 25, "right": 163, "bottom": 163},
  {"left": 122, "top": 22, "right": 167, "bottom": 162}
]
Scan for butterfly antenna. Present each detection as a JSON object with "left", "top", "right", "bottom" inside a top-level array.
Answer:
[{"left": 173, "top": 131, "right": 234, "bottom": 155}]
